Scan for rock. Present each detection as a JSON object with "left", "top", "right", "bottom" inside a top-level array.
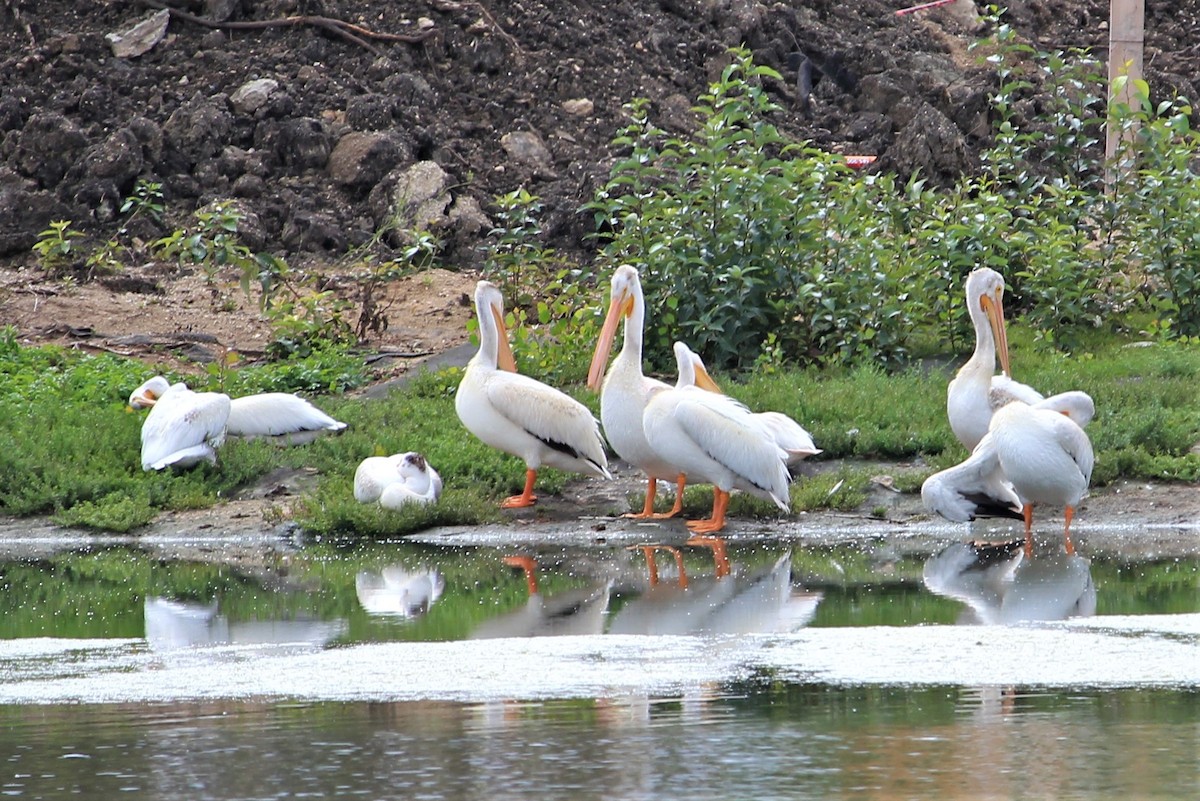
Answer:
[
  {"left": 12, "top": 112, "right": 88, "bottom": 188},
  {"left": 328, "top": 131, "right": 407, "bottom": 188},
  {"left": 345, "top": 94, "right": 397, "bottom": 131},
  {"left": 447, "top": 195, "right": 491, "bottom": 236},
  {"left": 369, "top": 160, "right": 452, "bottom": 237},
  {"left": 500, "top": 130, "right": 555, "bottom": 174},
  {"left": 880, "top": 102, "right": 974, "bottom": 185},
  {"left": 256, "top": 118, "right": 332, "bottom": 171},
  {"left": 106, "top": 9, "right": 171, "bottom": 59},
  {"left": 0, "top": 187, "right": 76, "bottom": 256},
  {"left": 562, "top": 98, "right": 594, "bottom": 116},
  {"left": 230, "top": 79, "right": 280, "bottom": 115},
  {"left": 80, "top": 127, "right": 145, "bottom": 185},
  {"left": 162, "top": 94, "right": 234, "bottom": 169}
]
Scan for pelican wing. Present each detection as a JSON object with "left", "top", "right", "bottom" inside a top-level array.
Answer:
[
  {"left": 671, "top": 392, "right": 789, "bottom": 506},
  {"left": 140, "top": 387, "right": 230, "bottom": 471},
  {"left": 486, "top": 373, "right": 608, "bottom": 473},
  {"left": 921, "top": 433, "right": 1022, "bottom": 522},
  {"left": 226, "top": 393, "right": 346, "bottom": 439},
  {"left": 1054, "top": 416, "right": 1095, "bottom": 487}
]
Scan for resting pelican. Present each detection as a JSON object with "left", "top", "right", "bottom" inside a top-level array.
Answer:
[
  {"left": 130, "top": 375, "right": 346, "bottom": 449},
  {"left": 946, "top": 268, "right": 1043, "bottom": 451},
  {"left": 989, "top": 397, "right": 1095, "bottom": 556},
  {"left": 353, "top": 451, "right": 442, "bottom": 507},
  {"left": 456, "top": 280, "right": 610, "bottom": 508},
  {"left": 129, "top": 379, "right": 230, "bottom": 471},
  {"left": 641, "top": 342, "right": 790, "bottom": 533},
  {"left": 922, "top": 391, "right": 1095, "bottom": 525},
  {"left": 674, "top": 341, "right": 821, "bottom": 466},
  {"left": 587, "top": 265, "right": 687, "bottom": 518}
]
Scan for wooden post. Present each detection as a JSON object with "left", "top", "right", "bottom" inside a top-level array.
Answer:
[{"left": 1106, "top": 0, "right": 1145, "bottom": 176}]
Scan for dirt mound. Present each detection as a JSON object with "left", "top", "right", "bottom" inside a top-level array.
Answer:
[{"left": 1, "top": 0, "right": 1197, "bottom": 367}]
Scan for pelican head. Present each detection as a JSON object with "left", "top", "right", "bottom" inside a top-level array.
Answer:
[
  {"left": 128, "top": 375, "right": 172, "bottom": 409},
  {"left": 473, "top": 281, "right": 517, "bottom": 373},
  {"left": 965, "top": 268, "right": 1011, "bottom": 378},
  {"left": 587, "top": 264, "right": 641, "bottom": 391},
  {"left": 673, "top": 341, "right": 723, "bottom": 393}
]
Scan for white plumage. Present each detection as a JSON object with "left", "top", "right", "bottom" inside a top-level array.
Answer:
[
  {"left": 355, "top": 567, "right": 445, "bottom": 617},
  {"left": 353, "top": 451, "right": 442, "bottom": 508},
  {"left": 922, "top": 391, "right": 1096, "bottom": 527},
  {"left": 989, "top": 395, "right": 1095, "bottom": 555},
  {"left": 129, "top": 375, "right": 346, "bottom": 471},
  {"left": 641, "top": 341, "right": 790, "bottom": 534},
  {"left": 946, "top": 268, "right": 1043, "bottom": 451},
  {"left": 456, "top": 280, "right": 610, "bottom": 508},
  {"left": 129, "top": 376, "right": 230, "bottom": 471},
  {"left": 673, "top": 341, "right": 821, "bottom": 466},
  {"left": 586, "top": 264, "right": 687, "bottom": 518}
]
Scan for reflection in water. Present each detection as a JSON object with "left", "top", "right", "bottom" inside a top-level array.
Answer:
[
  {"left": 143, "top": 597, "right": 347, "bottom": 651},
  {"left": 470, "top": 556, "right": 612, "bottom": 639},
  {"left": 355, "top": 566, "right": 445, "bottom": 618},
  {"left": 922, "top": 540, "right": 1096, "bottom": 624},
  {"left": 610, "top": 546, "right": 822, "bottom": 635}
]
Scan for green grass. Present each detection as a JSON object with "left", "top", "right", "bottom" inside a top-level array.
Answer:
[{"left": 1, "top": 329, "right": 1198, "bottom": 535}]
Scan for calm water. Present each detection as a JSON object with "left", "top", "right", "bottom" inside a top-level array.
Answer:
[{"left": 0, "top": 530, "right": 1197, "bottom": 799}]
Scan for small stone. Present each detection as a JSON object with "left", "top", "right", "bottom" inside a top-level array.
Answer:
[
  {"left": 106, "top": 9, "right": 170, "bottom": 59},
  {"left": 230, "top": 79, "right": 280, "bottom": 114},
  {"left": 562, "top": 98, "right": 593, "bottom": 116}
]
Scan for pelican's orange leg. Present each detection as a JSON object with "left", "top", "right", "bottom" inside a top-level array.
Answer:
[
  {"left": 501, "top": 468, "right": 539, "bottom": 508},
  {"left": 687, "top": 488, "right": 730, "bottom": 535},
  {"left": 624, "top": 478, "right": 660, "bottom": 519},
  {"left": 655, "top": 474, "right": 688, "bottom": 519},
  {"left": 686, "top": 535, "right": 731, "bottom": 578},
  {"left": 1063, "top": 506, "right": 1076, "bottom": 555},
  {"left": 503, "top": 555, "right": 539, "bottom": 595},
  {"left": 1022, "top": 503, "right": 1034, "bottom": 558}
]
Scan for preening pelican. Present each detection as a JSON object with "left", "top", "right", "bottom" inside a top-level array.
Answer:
[
  {"left": 989, "top": 396, "right": 1095, "bottom": 556},
  {"left": 129, "top": 375, "right": 346, "bottom": 469},
  {"left": 674, "top": 341, "right": 821, "bottom": 466},
  {"left": 641, "top": 342, "right": 790, "bottom": 533},
  {"left": 946, "top": 268, "right": 1043, "bottom": 451},
  {"left": 129, "top": 376, "right": 230, "bottom": 471},
  {"left": 354, "top": 451, "right": 442, "bottom": 508},
  {"left": 456, "top": 280, "right": 610, "bottom": 508},
  {"left": 587, "top": 265, "right": 687, "bottom": 518},
  {"left": 922, "top": 391, "right": 1095, "bottom": 525}
]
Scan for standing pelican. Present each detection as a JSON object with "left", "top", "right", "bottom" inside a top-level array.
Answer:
[
  {"left": 923, "top": 391, "right": 1095, "bottom": 526},
  {"left": 673, "top": 341, "right": 821, "bottom": 466},
  {"left": 946, "top": 268, "right": 1043, "bottom": 451},
  {"left": 129, "top": 378, "right": 230, "bottom": 471},
  {"left": 641, "top": 342, "right": 790, "bottom": 533},
  {"left": 989, "top": 398, "right": 1095, "bottom": 556},
  {"left": 587, "top": 265, "right": 687, "bottom": 518},
  {"left": 456, "top": 281, "right": 610, "bottom": 508}
]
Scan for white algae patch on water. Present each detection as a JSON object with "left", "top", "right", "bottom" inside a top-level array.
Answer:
[{"left": 0, "top": 616, "right": 1195, "bottom": 705}]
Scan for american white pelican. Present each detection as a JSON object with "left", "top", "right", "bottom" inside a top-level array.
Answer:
[
  {"left": 456, "top": 280, "right": 610, "bottom": 507},
  {"left": 922, "top": 391, "right": 1095, "bottom": 525},
  {"left": 355, "top": 566, "right": 445, "bottom": 617},
  {"left": 989, "top": 396, "right": 1095, "bottom": 556},
  {"left": 673, "top": 341, "right": 821, "bottom": 465},
  {"left": 641, "top": 342, "right": 790, "bottom": 533},
  {"left": 922, "top": 540, "right": 1095, "bottom": 624},
  {"left": 353, "top": 451, "right": 442, "bottom": 507},
  {"left": 129, "top": 375, "right": 346, "bottom": 466},
  {"left": 587, "top": 265, "right": 688, "bottom": 518},
  {"left": 946, "top": 268, "right": 1043, "bottom": 451},
  {"left": 129, "top": 378, "right": 230, "bottom": 471},
  {"left": 469, "top": 555, "right": 612, "bottom": 638}
]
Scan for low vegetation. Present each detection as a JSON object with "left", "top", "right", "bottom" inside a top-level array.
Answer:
[{"left": 6, "top": 14, "right": 1199, "bottom": 535}]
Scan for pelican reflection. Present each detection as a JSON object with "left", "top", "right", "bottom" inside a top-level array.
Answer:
[
  {"left": 923, "top": 539, "right": 1096, "bottom": 624},
  {"left": 355, "top": 566, "right": 445, "bottom": 618},
  {"left": 143, "top": 597, "right": 347, "bottom": 651}
]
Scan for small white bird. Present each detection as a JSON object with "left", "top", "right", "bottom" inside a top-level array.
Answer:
[
  {"left": 354, "top": 567, "right": 445, "bottom": 617},
  {"left": 587, "top": 265, "right": 688, "bottom": 518},
  {"left": 129, "top": 378, "right": 230, "bottom": 471},
  {"left": 922, "top": 391, "right": 1095, "bottom": 527},
  {"left": 946, "top": 268, "right": 1044, "bottom": 451},
  {"left": 641, "top": 342, "right": 791, "bottom": 534},
  {"left": 456, "top": 280, "right": 610, "bottom": 508},
  {"left": 353, "top": 451, "right": 442, "bottom": 508},
  {"left": 673, "top": 341, "right": 821, "bottom": 466},
  {"left": 129, "top": 375, "right": 346, "bottom": 469},
  {"left": 989, "top": 396, "right": 1095, "bottom": 556}
]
